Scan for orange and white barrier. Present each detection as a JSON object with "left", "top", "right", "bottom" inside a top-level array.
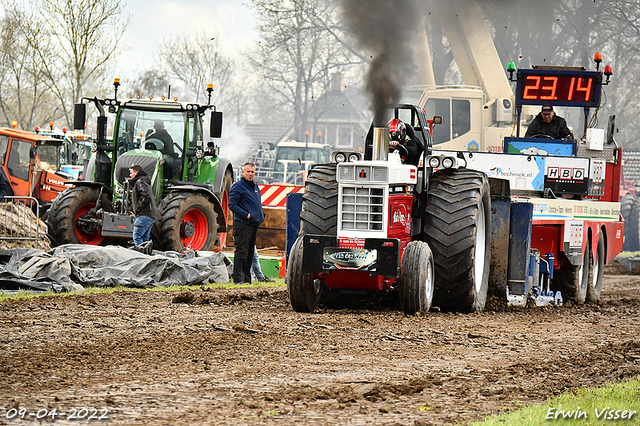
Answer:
[{"left": 259, "top": 184, "right": 305, "bottom": 208}]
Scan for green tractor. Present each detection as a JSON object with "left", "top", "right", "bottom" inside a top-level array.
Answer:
[{"left": 46, "top": 80, "right": 234, "bottom": 252}]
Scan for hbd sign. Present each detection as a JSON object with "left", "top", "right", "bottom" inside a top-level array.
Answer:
[
  {"left": 546, "top": 166, "right": 585, "bottom": 181},
  {"left": 544, "top": 157, "right": 590, "bottom": 195}
]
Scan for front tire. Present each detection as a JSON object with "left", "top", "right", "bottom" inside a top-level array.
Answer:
[
  {"left": 424, "top": 169, "right": 491, "bottom": 312},
  {"left": 399, "top": 241, "right": 435, "bottom": 315},
  {"left": 287, "top": 236, "right": 323, "bottom": 312},
  {"left": 158, "top": 192, "right": 217, "bottom": 251},
  {"left": 46, "top": 186, "right": 113, "bottom": 246}
]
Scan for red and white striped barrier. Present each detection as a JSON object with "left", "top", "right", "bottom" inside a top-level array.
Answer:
[{"left": 259, "top": 184, "right": 305, "bottom": 208}]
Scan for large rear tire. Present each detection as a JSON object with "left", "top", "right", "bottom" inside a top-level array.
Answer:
[
  {"left": 399, "top": 241, "right": 435, "bottom": 315},
  {"left": 424, "top": 169, "right": 491, "bottom": 312},
  {"left": 299, "top": 163, "right": 338, "bottom": 236},
  {"left": 287, "top": 236, "right": 322, "bottom": 312},
  {"left": 158, "top": 192, "right": 217, "bottom": 252},
  {"left": 587, "top": 234, "right": 605, "bottom": 303},
  {"left": 554, "top": 240, "right": 589, "bottom": 304},
  {"left": 46, "top": 186, "right": 113, "bottom": 246},
  {"left": 215, "top": 169, "right": 233, "bottom": 248}
]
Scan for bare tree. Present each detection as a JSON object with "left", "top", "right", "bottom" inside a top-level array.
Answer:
[
  {"left": 0, "top": 1, "right": 61, "bottom": 129},
  {"left": 36, "top": 0, "right": 130, "bottom": 126},
  {"left": 157, "top": 32, "right": 234, "bottom": 106},
  {"left": 248, "top": 0, "right": 364, "bottom": 140}
]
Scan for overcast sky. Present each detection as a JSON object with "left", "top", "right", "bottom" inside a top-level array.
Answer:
[{"left": 117, "top": 0, "right": 257, "bottom": 73}]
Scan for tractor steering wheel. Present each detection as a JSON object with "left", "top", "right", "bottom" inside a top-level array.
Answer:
[
  {"left": 391, "top": 143, "right": 409, "bottom": 162},
  {"left": 531, "top": 134, "right": 555, "bottom": 139}
]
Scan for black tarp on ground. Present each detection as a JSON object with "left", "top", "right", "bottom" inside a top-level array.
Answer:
[{"left": 0, "top": 245, "right": 230, "bottom": 293}]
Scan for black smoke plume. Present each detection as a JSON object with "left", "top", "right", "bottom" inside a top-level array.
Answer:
[{"left": 340, "top": 0, "right": 421, "bottom": 126}]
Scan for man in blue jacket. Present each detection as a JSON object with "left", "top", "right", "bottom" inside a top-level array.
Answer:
[{"left": 229, "top": 162, "right": 264, "bottom": 284}]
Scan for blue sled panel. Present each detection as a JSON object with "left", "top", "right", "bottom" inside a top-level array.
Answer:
[
  {"left": 490, "top": 198, "right": 511, "bottom": 296},
  {"left": 507, "top": 202, "right": 533, "bottom": 295},
  {"left": 286, "top": 192, "right": 303, "bottom": 266}
]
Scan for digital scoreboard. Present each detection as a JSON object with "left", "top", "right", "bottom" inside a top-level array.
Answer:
[{"left": 516, "top": 69, "right": 602, "bottom": 108}]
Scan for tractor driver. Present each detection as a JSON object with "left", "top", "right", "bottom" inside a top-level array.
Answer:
[
  {"left": 148, "top": 119, "right": 176, "bottom": 158},
  {"left": 388, "top": 118, "right": 418, "bottom": 166},
  {"left": 148, "top": 119, "right": 179, "bottom": 179},
  {"left": 525, "top": 104, "right": 574, "bottom": 139}
]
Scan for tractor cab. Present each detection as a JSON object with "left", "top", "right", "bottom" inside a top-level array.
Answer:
[{"left": 0, "top": 128, "right": 71, "bottom": 203}]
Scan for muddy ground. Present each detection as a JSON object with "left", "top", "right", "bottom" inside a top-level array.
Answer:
[{"left": 0, "top": 274, "right": 639, "bottom": 426}]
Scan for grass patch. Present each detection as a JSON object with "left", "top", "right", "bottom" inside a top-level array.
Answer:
[
  {"left": 616, "top": 251, "right": 640, "bottom": 258},
  {"left": 0, "top": 278, "right": 286, "bottom": 302},
  {"left": 472, "top": 377, "right": 640, "bottom": 425}
]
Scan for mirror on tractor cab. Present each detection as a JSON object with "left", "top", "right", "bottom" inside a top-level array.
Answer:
[
  {"left": 433, "top": 115, "right": 443, "bottom": 124},
  {"left": 29, "top": 146, "right": 36, "bottom": 160},
  {"left": 210, "top": 111, "right": 223, "bottom": 138},
  {"left": 74, "top": 103, "right": 86, "bottom": 131}
]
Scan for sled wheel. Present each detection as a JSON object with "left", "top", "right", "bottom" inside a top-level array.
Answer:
[
  {"left": 587, "top": 234, "right": 605, "bottom": 303},
  {"left": 554, "top": 239, "right": 589, "bottom": 304}
]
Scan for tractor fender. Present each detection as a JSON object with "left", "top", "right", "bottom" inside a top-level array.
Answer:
[
  {"left": 59, "top": 181, "right": 113, "bottom": 198},
  {"left": 212, "top": 158, "right": 234, "bottom": 194},
  {"left": 166, "top": 185, "right": 226, "bottom": 233}
]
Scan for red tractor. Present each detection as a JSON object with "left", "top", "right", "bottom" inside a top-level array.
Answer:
[{"left": 288, "top": 105, "right": 491, "bottom": 314}]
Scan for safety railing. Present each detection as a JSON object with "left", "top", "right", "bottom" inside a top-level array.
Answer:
[{"left": 0, "top": 196, "right": 42, "bottom": 249}]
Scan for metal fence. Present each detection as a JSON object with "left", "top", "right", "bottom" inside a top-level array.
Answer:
[{"left": 0, "top": 196, "right": 41, "bottom": 249}]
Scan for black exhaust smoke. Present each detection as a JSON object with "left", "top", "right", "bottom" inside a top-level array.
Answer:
[{"left": 340, "top": 0, "right": 421, "bottom": 126}]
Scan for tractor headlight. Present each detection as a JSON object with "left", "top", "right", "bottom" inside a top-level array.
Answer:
[
  {"left": 442, "top": 157, "right": 454, "bottom": 168},
  {"left": 348, "top": 153, "right": 360, "bottom": 162},
  {"left": 428, "top": 157, "right": 440, "bottom": 168},
  {"left": 335, "top": 152, "right": 346, "bottom": 163}
]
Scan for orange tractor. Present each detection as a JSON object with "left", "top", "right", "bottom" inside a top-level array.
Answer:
[{"left": 0, "top": 127, "right": 71, "bottom": 210}]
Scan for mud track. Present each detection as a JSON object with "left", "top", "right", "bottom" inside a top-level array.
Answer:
[{"left": 1, "top": 275, "right": 639, "bottom": 425}]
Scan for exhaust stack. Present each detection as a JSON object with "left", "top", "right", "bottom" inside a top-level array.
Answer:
[{"left": 372, "top": 127, "right": 389, "bottom": 161}]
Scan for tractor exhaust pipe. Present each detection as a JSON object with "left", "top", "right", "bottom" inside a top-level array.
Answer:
[{"left": 372, "top": 127, "right": 388, "bottom": 161}]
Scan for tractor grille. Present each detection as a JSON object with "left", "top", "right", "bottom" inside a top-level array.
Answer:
[
  {"left": 340, "top": 186, "right": 384, "bottom": 231},
  {"left": 338, "top": 164, "right": 389, "bottom": 183}
]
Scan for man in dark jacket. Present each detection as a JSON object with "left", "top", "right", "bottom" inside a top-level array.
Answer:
[
  {"left": 525, "top": 104, "right": 574, "bottom": 139},
  {"left": 229, "top": 162, "right": 264, "bottom": 284},
  {"left": 129, "top": 165, "right": 160, "bottom": 251}
]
